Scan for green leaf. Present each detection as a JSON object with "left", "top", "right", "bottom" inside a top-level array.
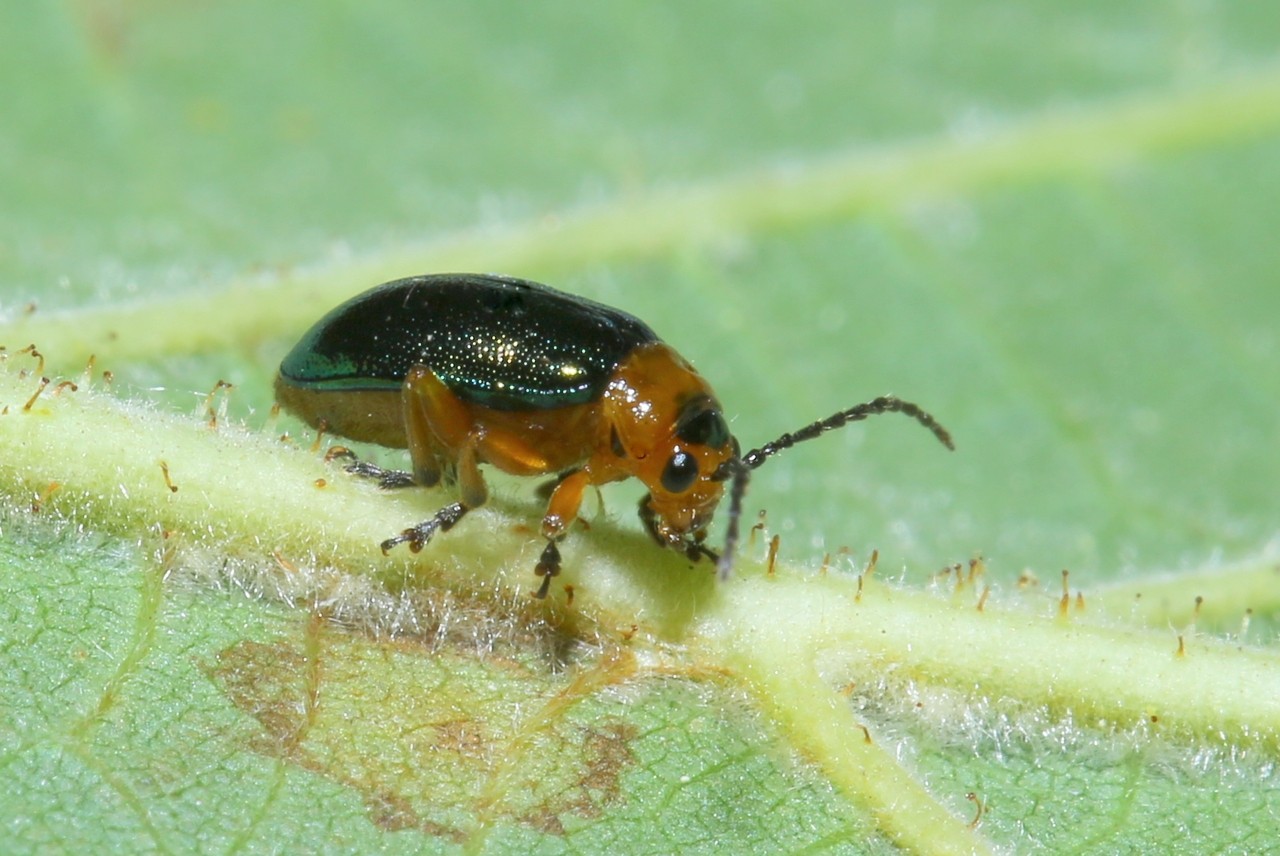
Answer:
[{"left": 3, "top": 3, "right": 1280, "bottom": 853}]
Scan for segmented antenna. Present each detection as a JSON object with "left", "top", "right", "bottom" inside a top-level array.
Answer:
[{"left": 714, "top": 395, "right": 954, "bottom": 581}]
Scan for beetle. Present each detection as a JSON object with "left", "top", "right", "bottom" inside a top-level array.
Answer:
[{"left": 275, "top": 273, "right": 953, "bottom": 598}]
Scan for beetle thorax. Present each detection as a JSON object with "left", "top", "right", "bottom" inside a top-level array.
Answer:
[{"left": 597, "top": 342, "right": 735, "bottom": 538}]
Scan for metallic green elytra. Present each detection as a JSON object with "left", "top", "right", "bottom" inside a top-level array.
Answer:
[{"left": 278, "top": 272, "right": 659, "bottom": 410}]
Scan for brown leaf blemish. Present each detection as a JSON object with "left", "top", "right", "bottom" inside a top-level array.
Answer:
[
  {"left": 578, "top": 722, "right": 637, "bottom": 808},
  {"left": 433, "top": 718, "right": 486, "bottom": 757},
  {"left": 206, "top": 640, "right": 309, "bottom": 746},
  {"left": 206, "top": 625, "right": 641, "bottom": 844}
]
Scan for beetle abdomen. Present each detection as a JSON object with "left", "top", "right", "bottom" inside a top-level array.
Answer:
[{"left": 278, "top": 273, "right": 659, "bottom": 411}]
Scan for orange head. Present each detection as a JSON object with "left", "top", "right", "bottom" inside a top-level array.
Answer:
[
  {"left": 598, "top": 343, "right": 737, "bottom": 551},
  {"left": 636, "top": 391, "right": 738, "bottom": 544}
]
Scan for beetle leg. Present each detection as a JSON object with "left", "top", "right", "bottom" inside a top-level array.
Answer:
[
  {"left": 346, "top": 460, "right": 417, "bottom": 489},
  {"left": 542, "top": 469, "right": 588, "bottom": 537},
  {"left": 535, "top": 468, "right": 579, "bottom": 501},
  {"left": 455, "top": 440, "right": 488, "bottom": 509},
  {"left": 382, "top": 366, "right": 494, "bottom": 555},
  {"left": 530, "top": 469, "right": 590, "bottom": 599},
  {"left": 534, "top": 541, "right": 560, "bottom": 599},
  {"left": 403, "top": 364, "right": 467, "bottom": 488},
  {"left": 685, "top": 528, "right": 719, "bottom": 563},
  {"left": 325, "top": 448, "right": 417, "bottom": 489},
  {"left": 637, "top": 494, "right": 665, "bottom": 547},
  {"left": 383, "top": 439, "right": 488, "bottom": 556},
  {"left": 381, "top": 502, "right": 469, "bottom": 554}
]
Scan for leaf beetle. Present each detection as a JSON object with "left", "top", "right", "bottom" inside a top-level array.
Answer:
[{"left": 275, "top": 273, "right": 953, "bottom": 598}]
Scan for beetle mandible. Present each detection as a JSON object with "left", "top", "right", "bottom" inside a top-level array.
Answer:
[{"left": 275, "top": 273, "right": 954, "bottom": 598}]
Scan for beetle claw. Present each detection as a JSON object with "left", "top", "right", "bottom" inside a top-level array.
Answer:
[
  {"left": 380, "top": 470, "right": 417, "bottom": 489},
  {"left": 379, "top": 529, "right": 419, "bottom": 553},
  {"left": 685, "top": 541, "right": 718, "bottom": 564},
  {"left": 381, "top": 503, "right": 468, "bottom": 555},
  {"left": 532, "top": 539, "right": 562, "bottom": 599},
  {"left": 533, "top": 573, "right": 554, "bottom": 599},
  {"left": 324, "top": 446, "right": 357, "bottom": 464},
  {"left": 334, "top": 448, "right": 416, "bottom": 490}
]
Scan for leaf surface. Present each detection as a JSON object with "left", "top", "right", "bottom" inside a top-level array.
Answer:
[{"left": 3, "top": 3, "right": 1280, "bottom": 853}]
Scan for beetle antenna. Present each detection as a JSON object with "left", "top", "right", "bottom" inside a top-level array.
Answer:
[
  {"left": 714, "top": 396, "right": 952, "bottom": 581},
  {"left": 711, "top": 396, "right": 952, "bottom": 580},
  {"left": 715, "top": 457, "right": 750, "bottom": 581},
  {"left": 742, "top": 395, "right": 953, "bottom": 470}
]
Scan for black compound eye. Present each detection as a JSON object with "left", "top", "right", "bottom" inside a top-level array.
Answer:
[
  {"left": 660, "top": 451, "right": 699, "bottom": 493},
  {"left": 675, "top": 398, "right": 731, "bottom": 449}
]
